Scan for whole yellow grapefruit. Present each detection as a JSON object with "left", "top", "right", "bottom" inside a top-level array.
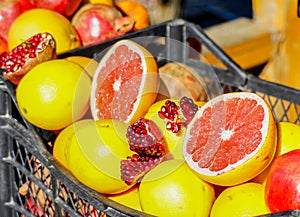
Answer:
[
  {"left": 139, "top": 159, "right": 215, "bottom": 217},
  {"left": 108, "top": 185, "right": 142, "bottom": 211},
  {"left": 8, "top": 8, "right": 81, "bottom": 54},
  {"left": 65, "top": 119, "right": 135, "bottom": 194},
  {"left": 53, "top": 119, "right": 94, "bottom": 170},
  {"left": 16, "top": 59, "right": 91, "bottom": 130},
  {"left": 210, "top": 182, "right": 270, "bottom": 217},
  {"left": 65, "top": 56, "right": 98, "bottom": 78}
]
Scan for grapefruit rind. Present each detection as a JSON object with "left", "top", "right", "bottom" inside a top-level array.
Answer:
[
  {"left": 182, "top": 92, "right": 277, "bottom": 186},
  {"left": 53, "top": 119, "right": 95, "bottom": 171},
  {"left": 65, "top": 119, "right": 135, "bottom": 194},
  {"left": 90, "top": 39, "right": 159, "bottom": 124}
]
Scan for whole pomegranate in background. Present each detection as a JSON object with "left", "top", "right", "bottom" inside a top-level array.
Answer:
[
  {"left": 265, "top": 149, "right": 300, "bottom": 212},
  {"left": 30, "top": 0, "right": 82, "bottom": 17},
  {"left": 0, "top": 0, "right": 34, "bottom": 41},
  {"left": 18, "top": 0, "right": 34, "bottom": 10},
  {"left": 71, "top": 3, "right": 134, "bottom": 46}
]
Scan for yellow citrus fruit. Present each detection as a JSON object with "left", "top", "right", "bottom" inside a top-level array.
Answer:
[
  {"left": 65, "top": 119, "right": 134, "bottom": 194},
  {"left": 88, "top": 0, "right": 113, "bottom": 5},
  {"left": 210, "top": 182, "right": 270, "bottom": 217},
  {"left": 253, "top": 121, "right": 300, "bottom": 184},
  {"left": 53, "top": 119, "right": 94, "bottom": 170},
  {"left": 183, "top": 92, "right": 277, "bottom": 186},
  {"left": 16, "top": 59, "right": 91, "bottom": 130},
  {"left": 139, "top": 159, "right": 215, "bottom": 217},
  {"left": 108, "top": 185, "right": 142, "bottom": 212},
  {"left": 90, "top": 39, "right": 159, "bottom": 124},
  {"left": 65, "top": 56, "right": 99, "bottom": 78},
  {"left": 8, "top": 8, "right": 81, "bottom": 54},
  {"left": 276, "top": 121, "right": 300, "bottom": 154}
]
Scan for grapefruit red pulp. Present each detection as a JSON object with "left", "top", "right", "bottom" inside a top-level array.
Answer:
[{"left": 183, "top": 92, "right": 277, "bottom": 186}]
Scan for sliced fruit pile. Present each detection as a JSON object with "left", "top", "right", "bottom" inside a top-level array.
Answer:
[{"left": 5, "top": 36, "right": 300, "bottom": 216}]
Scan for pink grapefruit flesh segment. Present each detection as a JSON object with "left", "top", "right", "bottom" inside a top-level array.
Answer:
[
  {"left": 183, "top": 92, "right": 277, "bottom": 186},
  {"left": 90, "top": 39, "right": 159, "bottom": 124}
]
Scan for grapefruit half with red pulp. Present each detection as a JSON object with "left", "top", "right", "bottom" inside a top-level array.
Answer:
[
  {"left": 182, "top": 92, "right": 277, "bottom": 186},
  {"left": 90, "top": 39, "right": 159, "bottom": 124}
]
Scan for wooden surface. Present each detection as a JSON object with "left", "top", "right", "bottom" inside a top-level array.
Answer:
[{"left": 203, "top": 17, "right": 273, "bottom": 70}]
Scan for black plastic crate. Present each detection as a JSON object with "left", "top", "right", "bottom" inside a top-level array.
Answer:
[{"left": 1, "top": 19, "right": 300, "bottom": 217}]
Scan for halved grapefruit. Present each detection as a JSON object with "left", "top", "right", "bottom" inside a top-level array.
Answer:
[
  {"left": 90, "top": 39, "right": 159, "bottom": 124},
  {"left": 182, "top": 92, "right": 277, "bottom": 186}
]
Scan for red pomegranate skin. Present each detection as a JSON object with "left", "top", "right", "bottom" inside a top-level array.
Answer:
[
  {"left": 0, "top": 0, "right": 34, "bottom": 41},
  {"left": 265, "top": 149, "right": 300, "bottom": 212},
  {"left": 72, "top": 4, "right": 133, "bottom": 46},
  {"left": 18, "top": 0, "right": 35, "bottom": 10},
  {"left": 31, "top": 0, "right": 82, "bottom": 17}
]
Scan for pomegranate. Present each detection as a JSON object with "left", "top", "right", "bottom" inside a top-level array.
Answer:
[
  {"left": 158, "top": 96, "right": 199, "bottom": 133},
  {"left": 31, "top": 0, "right": 82, "bottom": 17},
  {"left": 0, "top": 0, "right": 34, "bottom": 41},
  {"left": 120, "top": 97, "right": 200, "bottom": 185},
  {"left": 71, "top": 3, "right": 134, "bottom": 46},
  {"left": 18, "top": 0, "right": 35, "bottom": 10},
  {"left": 1, "top": 32, "right": 56, "bottom": 84},
  {"left": 121, "top": 118, "right": 169, "bottom": 185},
  {"left": 265, "top": 149, "right": 300, "bottom": 212}
]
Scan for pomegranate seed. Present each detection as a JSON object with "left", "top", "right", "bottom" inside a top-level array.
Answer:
[
  {"left": 121, "top": 118, "right": 169, "bottom": 185},
  {"left": 1, "top": 32, "right": 56, "bottom": 84}
]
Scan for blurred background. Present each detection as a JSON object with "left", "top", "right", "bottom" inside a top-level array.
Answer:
[{"left": 182, "top": 0, "right": 253, "bottom": 28}]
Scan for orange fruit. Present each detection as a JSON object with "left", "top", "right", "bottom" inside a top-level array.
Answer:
[
  {"left": 65, "top": 119, "right": 135, "bottom": 194},
  {"left": 65, "top": 56, "right": 99, "bottom": 78},
  {"left": 182, "top": 92, "right": 277, "bottom": 186},
  {"left": 210, "top": 182, "right": 270, "bottom": 217},
  {"left": 8, "top": 8, "right": 81, "bottom": 54},
  {"left": 90, "top": 39, "right": 159, "bottom": 124},
  {"left": 16, "top": 59, "right": 91, "bottom": 130},
  {"left": 139, "top": 159, "right": 215, "bottom": 217},
  {"left": 115, "top": 0, "right": 150, "bottom": 30}
]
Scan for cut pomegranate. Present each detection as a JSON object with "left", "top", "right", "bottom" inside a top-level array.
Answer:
[
  {"left": 121, "top": 118, "right": 169, "bottom": 185},
  {"left": 1, "top": 32, "right": 56, "bottom": 84},
  {"left": 0, "top": 52, "right": 8, "bottom": 69},
  {"left": 126, "top": 118, "right": 167, "bottom": 157},
  {"left": 180, "top": 96, "right": 199, "bottom": 124},
  {"left": 121, "top": 154, "right": 161, "bottom": 185},
  {"left": 158, "top": 96, "right": 199, "bottom": 133}
]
